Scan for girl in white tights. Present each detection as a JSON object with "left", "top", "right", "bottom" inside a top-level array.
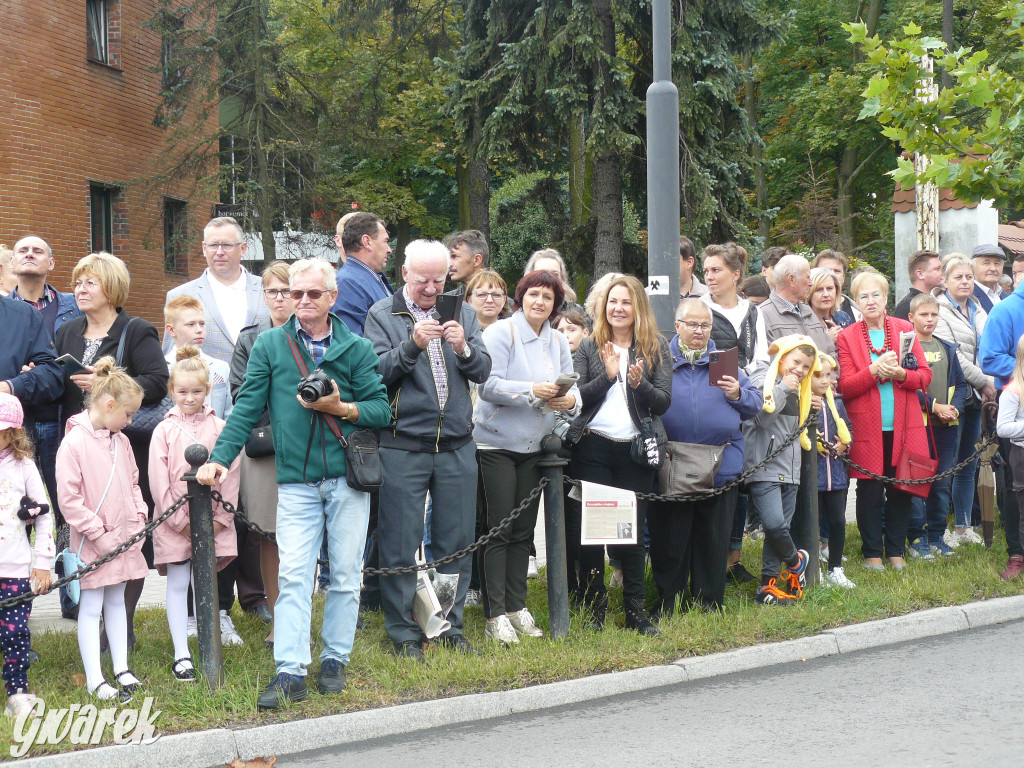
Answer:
[
  {"left": 56, "top": 358, "right": 149, "bottom": 702},
  {"left": 149, "top": 346, "right": 239, "bottom": 681}
]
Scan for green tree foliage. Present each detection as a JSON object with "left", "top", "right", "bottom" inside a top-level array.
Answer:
[{"left": 850, "top": 1, "right": 1024, "bottom": 211}]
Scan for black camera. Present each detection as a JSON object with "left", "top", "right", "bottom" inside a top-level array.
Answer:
[{"left": 297, "top": 369, "right": 333, "bottom": 403}]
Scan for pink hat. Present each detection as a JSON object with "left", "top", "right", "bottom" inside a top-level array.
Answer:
[{"left": 0, "top": 393, "right": 24, "bottom": 430}]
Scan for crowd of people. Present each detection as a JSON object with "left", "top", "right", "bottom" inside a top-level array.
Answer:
[{"left": 0, "top": 220, "right": 1022, "bottom": 716}]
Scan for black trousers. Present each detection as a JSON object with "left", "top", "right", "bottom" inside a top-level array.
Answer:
[
  {"left": 567, "top": 432, "right": 656, "bottom": 604},
  {"left": 855, "top": 432, "right": 913, "bottom": 559},
  {"left": 478, "top": 449, "right": 543, "bottom": 617},
  {"left": 648, "top": 487, "right": 736, "bottom": 611},
  {"left": 819, "top": 489, "right": 848, "bottom": 570}
]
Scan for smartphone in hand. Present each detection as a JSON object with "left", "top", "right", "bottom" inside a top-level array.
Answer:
[{"left": 56, "top": 353, "right": 89, "bottom": 376}]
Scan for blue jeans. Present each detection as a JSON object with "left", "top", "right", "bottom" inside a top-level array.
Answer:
[
  {"left": 747, "top": 481, "right": 799, "bottom": 581},
  {"left": 275, "top": 478, "right": 369, "bottom": 676},
  {"left": 952, "top": 403, "right": 983, "bottom": 528},
  {"left": 318, "top": 532, "right": 330, "bottom": 589},
  {"left": 909, "top": 423, "right": 960, "bottom": 545}
]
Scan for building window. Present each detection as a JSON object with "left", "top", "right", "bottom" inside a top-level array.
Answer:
[
  {"left": 161, "top": 13, "right": 185, "bottom": 89},
  {"left": 86, "top": 0, "right": 108, "bottom": 63},
  {"left": 89, "top": 185, "right": 114, "bottom": 253},
  {"left": 164, "top": 198, "right": 189, "bottom": 274}
]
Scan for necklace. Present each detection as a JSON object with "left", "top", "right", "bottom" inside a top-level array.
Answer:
[{"left": 862, "top": 319, "right": 889, "bottom": 356}]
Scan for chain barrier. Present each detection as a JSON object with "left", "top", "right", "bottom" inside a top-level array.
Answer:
[
  {"left": 0, "top": 495, "right": 191, "bottom": 611},
  {"left": 213, "top": 476, "right": 551, "bottom": 576},
  {"left": 822, "top": 428, "right": 998, "bottom": 486},
  {"left": 563, "top": 413, "right": 817, "bottom": 503}
]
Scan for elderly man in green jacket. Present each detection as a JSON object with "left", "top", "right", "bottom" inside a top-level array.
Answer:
[{"left": 199, "top": 259, "right": 391, "bottom": 709}]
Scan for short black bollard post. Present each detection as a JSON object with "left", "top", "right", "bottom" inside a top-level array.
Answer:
[
  {"left": 538, "top": 433, "right": 570, "bottom": 639},
  {"left": 183, "top": 444, "right": 223, "bottom": 688}
]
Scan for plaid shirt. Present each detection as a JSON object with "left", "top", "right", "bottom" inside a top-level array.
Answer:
[
  {"left": 11, "top": 285, "right": 55, "bottom": 310},
  {"left": 403, "top": 287, "right": 448, "bottom": 408},
  {"left": 296, "top": 318, "right": 333, "bottom": 367}
]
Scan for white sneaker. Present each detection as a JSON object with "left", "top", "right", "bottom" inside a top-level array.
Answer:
[
  {"left": 219, "top": 610, "right": 243, "bottom": 646},
  {"left": 527, "top": 556, "right": 539, "bottom": 579},
  {"left": 464, "top": 588, "right": 481, "bottom": 606},
  {"left": 943, "top": 529, "right": 962, "bottom": 549},
  {"left": 825, "top": 567, "right": 856, "bottom": 589},
  {"left": 484, "top": 614, "right": 519, "bottom": 645},
  {"left": 506, "top": 607, "right": 543, "bottom": 637},
  {"left": 959, "top": 528, "right": 984, "bottom": 545},
  {"left": 5, "top": 692, "right": 39, "bottom": 717},
  {"left": 186, "top": 617, "right": 197, "bottom": 638}
]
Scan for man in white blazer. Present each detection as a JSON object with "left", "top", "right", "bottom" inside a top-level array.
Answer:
[
  {"left": 163, "top": 216, "right": 269, "bottom": 364},
  {"left": 164, "top": 215, "right": 271, "bottom": 640}
]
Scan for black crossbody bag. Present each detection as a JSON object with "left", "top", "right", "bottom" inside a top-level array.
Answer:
[{"left": 286, "top": 335, "right": 383, "bottom": 492}]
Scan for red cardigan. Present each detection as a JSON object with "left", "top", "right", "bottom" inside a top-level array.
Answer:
[{"left": 836, "top": 317, "right": 933, "bottom": 479}]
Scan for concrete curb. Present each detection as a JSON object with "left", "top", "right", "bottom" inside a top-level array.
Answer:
[{"left": 15, "top": 596, "right": 1024, "bottom": 768}]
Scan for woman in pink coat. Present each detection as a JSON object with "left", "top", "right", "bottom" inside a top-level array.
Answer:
[
  {"left": 56, "top": 358, "right": 148, "bottom": 702},
  {"left": 150, "top": 346, "right": 239, "bottom": 681}
]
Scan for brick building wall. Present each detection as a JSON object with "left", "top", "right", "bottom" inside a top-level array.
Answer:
[{"left": 0, "top": 0, "right": 216, "bottom": 327}]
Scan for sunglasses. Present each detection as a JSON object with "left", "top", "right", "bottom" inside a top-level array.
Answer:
[{"left": 290, "top": 289, "right": 331, "bottom": 301}]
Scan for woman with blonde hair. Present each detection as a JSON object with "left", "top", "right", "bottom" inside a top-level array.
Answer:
[
  {"left": 566, "top": 274, "right": 671, "bottom": 634},
  {"left": 933, "top": 253, "right": 993, "bottom": 546},
  {"left": 525, "top": 248, "right": 579, "bottom": 305},
  {"left": 55, "top": 252, "right": 168, "bottom": 638}
]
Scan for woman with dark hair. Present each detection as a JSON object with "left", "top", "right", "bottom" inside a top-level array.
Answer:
[
  {"left": 55, "top": 252, "right": 169, "bottom": 640},
  {"left": 837, "top": 271, "right": 932, "bottom": 570},
  {"left": 474, "top": 270, "right": 580, "bottom": 645},
  {"left": 566, "top": 274, "right": 671, "bottom": 635}
]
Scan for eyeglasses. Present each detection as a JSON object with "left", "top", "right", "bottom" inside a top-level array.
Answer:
[
  {"left": 203, "top": 241, "right": 243, "bottom": 251},
  {"left": 73, "top": 279, "right": 101, "bottom": 291},
  {"left": 263, "top": 288, "right": 290, "bottom": 299},
  {"left": 473, "top": 291, "right": 505, "bottom": 301},
  {"left": 676, "top": 320, "right": 711, "bottom": 331},
  {"left": 290, "top": 289, "right": 330, "bottom": 301}
]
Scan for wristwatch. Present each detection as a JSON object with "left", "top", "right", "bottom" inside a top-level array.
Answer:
[{"left": 460, "top": 343, "right": 473, "bottom": 359}]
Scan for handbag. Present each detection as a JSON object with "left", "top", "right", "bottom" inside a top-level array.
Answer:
[
  {"left": 115, "top": 317, "right": 172, "bottom": 438},
  {"left": 618, "top": 373, "right": 665, "bottom": 470},
  {"left": 244, "top": 423, "right": 275, "bottom": 458},
  {"left": 286, "top": 335, "right": 383, "bottom": 492},
  {"left": 658, "top": 440, "right": 729, "bottom": 496},
  {"left": 895, "top": 390, "right": 937, "bottom": 499},
  {"left": 56, "top": 439, "right": 119, "bottom": 606}
]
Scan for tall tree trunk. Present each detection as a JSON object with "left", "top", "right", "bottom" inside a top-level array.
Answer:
[
  {"left": 252, "top": 5, "right": 275, "bottom": 265},
  {"left": 941, "top": 0, "right": 954, "bottom": 91},
  {"left": 456, "top": 159, "right": 471, "bottom": 229},
  {"left": 467, "top": 98, "right": 490, "bottom": 240},
  {"left": 568, "top": 111, "right": 591, "bottom": 229},
  {"left": 592, "top": 153, "right": 623, "bottom": 278},
  {"left": 591, "top": 0, "right": 622, "bottom": 278},
  {"left": 743, "top": 53, "right": 769, "bottom": 245},
  {"left": 837, "top": 147, "right": 857, "bottom": 253}
]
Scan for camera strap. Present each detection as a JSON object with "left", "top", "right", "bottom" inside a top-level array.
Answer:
[{"left": 287, "top": 335, "right": 347, "bottom": 485}]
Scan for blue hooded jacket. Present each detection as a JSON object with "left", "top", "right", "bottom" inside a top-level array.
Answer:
[
  {"left": 660, "top": 337, "right": 763, "bottom": 487},
  {"left": 979, "top": 280, "right": 1024, "bottom": 388}
]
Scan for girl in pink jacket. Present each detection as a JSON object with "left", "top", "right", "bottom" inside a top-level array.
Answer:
[
  {"left": 56, "top": 358, "right": 148, "bottom": 703},
  {"left": 150, "top": 346, "right": 239, "bottom": 682},
  {"left": 0, "top": 393, "right": 54, "bottom": 717}
]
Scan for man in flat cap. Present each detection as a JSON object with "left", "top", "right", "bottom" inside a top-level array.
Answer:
[{"left": 973, "top": 243, "right": 1008, "bottom": 313}]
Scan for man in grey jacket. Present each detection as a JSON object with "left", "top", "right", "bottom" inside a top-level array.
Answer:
[
  {"left": 364, "top": 240, "right": 491, "bottom": 659},
  {"left": 759, "top": 254, "right": 835, "bottom": 357}
]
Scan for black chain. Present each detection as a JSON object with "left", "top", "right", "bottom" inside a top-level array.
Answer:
[
  {"left": 214, "top": 477, "right": 550, "bottom": 575},
  {"left": 0, "top": 495, "right": 191, "bottom": 611},
  {"left": 822, "top": 429, "right": 998, "bottom": 485},
  {"left": 564, "top": 413, "right": 817, "bottom": 503}
]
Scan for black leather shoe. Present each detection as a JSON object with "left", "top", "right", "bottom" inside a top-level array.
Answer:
[
  {"left": 393, "top": 639, "right": 425, "bottom": 661},
  {"left": 624, "top": 596, "right": 660, "bottom": 637},
  {"left": 257, "top": 673, "right": 308, "bottom": 710},
  {"left": 316, "top": 658, "right": 346, "bottom": 694},
  {"left": 439, "top": 633, "right": 481, "bottom": 656},
  {"left": 727, "top": 562, "right": 757, "bottom": 584},
  {"left": 254, "top": 604, "right": 272, "bottom": 624}
]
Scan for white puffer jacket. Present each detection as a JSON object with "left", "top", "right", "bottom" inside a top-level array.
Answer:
[{"left": 933, "top": 288, "right": 992, "bottom": 394}]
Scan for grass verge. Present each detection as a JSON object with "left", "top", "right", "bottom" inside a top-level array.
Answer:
[{"left": 4, "top": 526, "right": 1023, "bottom": 759}]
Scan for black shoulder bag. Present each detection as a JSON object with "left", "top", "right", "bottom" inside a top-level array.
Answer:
[{"left": 286, "top": 335, "right": 383, "bottom": 492}]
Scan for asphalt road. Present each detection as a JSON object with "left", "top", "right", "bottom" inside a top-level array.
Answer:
[{"left": 282, "top": 620, "right": 1024, "bottom": 768}]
